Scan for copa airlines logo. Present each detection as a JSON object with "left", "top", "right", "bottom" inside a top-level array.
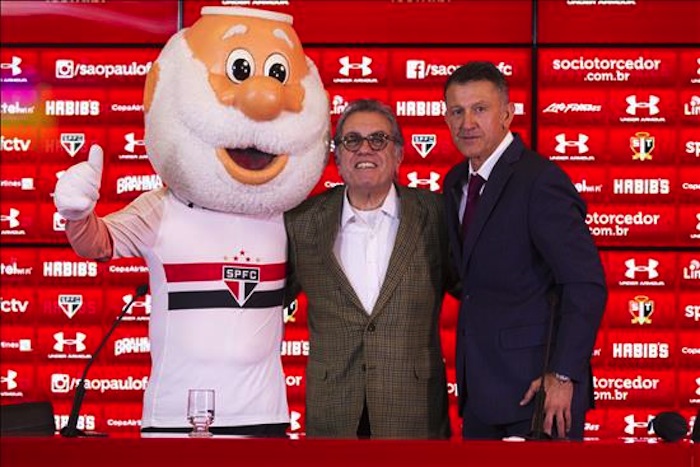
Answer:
[
  {"left": 406, "top": 60, "right": 513, "bottom": 79},
  {"left": 612, "top": 342, "right": 670, "bottom": 359},
  {"left": 55, "top": 59, "right": 152, "bottom": 80},
  {"left": 51, "top": 373, "right": 148, "bottom": 394},
  {"left": 116, "top": 175, "right": 163, "bottom": 195},
  {"left": 630, "top": 131, "right": 655, "bottom": 161},
  {"left": 0, "top": 177, "right": 34, "bottom": 191},
  {"left": 684, "top": 95, "right": 700, "bottom": 116},
  {"left": 411, "top": 134, "right": 436, "bottom": 158},
  {"left": 612, "top": 178, "right": 670, "bottom": 195},
  {"left": 45, "top": 100, "right": 100, "bottom": 117},
  {"left": 543, "top": 102, "right": 602, "bottom": 114},
  {"left": 628, "top": 295, "right": 654, "bottom": 325},
  {"left": 43, "top": 261, "right": 98, "bottom": 278},
  {"left": 1, "top": 135, "right": 31, "bottom": 152},
  {"left": 396, "top": 100, "right": 445, "bottom": 117},
  {"left": 335, "top": 56, "right": 376, "bottom": 84},
  {"left": 407, "top": 171, "right": 441, "bottom": 191},
  {"left": 1, "top": 338, "right": 32, "bottom": 352}
]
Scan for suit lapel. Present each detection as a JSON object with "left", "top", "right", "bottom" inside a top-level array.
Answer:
[
  {"left": 371, "top": 186, "right": 426, "bottom": 317},
  {"left": 447, "top": 161, "right": 469, "bottom": 266},
  {"left": 461, "top": 136, "right": 524, "bottom": 269},
  {"left": 314, "top": 188, "right": 366, "bottom": 312}
]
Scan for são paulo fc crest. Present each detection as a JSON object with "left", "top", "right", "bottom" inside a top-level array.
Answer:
[
  {"left": 58, "top": 294, "right": 83, "bottom": 319},
  {"left": 223, "top": 266, "right": 260, "bottom": 306}
]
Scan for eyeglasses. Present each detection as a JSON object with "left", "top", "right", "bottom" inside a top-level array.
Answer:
[{"left": 337, "top": 131, "right": 395, "bottom": 152}]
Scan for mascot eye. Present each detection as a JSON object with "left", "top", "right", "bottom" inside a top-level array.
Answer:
[
  {"left": 226, "top": 49, "right": 255, "bottom": 83},
  {"left": 263, "top": 53, "right": 289, "bottom": 84}
]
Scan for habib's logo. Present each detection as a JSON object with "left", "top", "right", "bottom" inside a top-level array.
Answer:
[{"left": 223, "top": 266, "right": 260, "bottom": 306}]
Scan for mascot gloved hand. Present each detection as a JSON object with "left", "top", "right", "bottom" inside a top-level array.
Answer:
[{"left": 54, "top": 6, "right": 329, "bottom": 434}]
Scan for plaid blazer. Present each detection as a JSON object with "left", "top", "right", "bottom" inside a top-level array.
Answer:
[{"left": 284, "top": 185, "right": 451, "bottom": 439}]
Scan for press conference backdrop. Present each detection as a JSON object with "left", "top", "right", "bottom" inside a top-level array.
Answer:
[{"left": 0, "top": 0, "right": 698, "bottom": 440}]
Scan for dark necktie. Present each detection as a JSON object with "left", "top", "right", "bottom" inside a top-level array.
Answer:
[{"left": 460, "top": 174, "right": 485, "bottom": 240}]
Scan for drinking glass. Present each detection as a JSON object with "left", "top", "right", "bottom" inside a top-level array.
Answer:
[{"left": 187, "top": 389, "right": 215, "bottom": 438}]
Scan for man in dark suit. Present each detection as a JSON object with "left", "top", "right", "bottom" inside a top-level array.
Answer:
[
  {"left": 285, "top": 99, "right": 452, "bottom": 439},
  {"left": 442, "top": 62, "right": 606, "bottom": 440}
]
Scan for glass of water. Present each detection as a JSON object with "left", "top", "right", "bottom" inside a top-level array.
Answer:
[{"left": 187, "top": 389, "right": 215, "bottom": 438}]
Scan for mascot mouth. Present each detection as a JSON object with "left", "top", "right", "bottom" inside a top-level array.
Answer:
[{"left": 216, "top": 147, "right": 289, "bottom": 185}]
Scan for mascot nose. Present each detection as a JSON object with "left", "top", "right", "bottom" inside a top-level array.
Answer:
[{"left": 236, "top": 76, "right": 285, "bottom": 121}]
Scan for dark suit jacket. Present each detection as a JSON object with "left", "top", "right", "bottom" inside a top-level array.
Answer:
[
  {"left": 443, "top": 134, "right": 606, "bottom": 426},
  {"left": 284, "top": 185, "right": 451, "bottom": 439}
]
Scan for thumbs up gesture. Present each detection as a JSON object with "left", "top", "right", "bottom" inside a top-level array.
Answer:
[{"left": 54, "top": 144, "right": 104, "bottom": 221}]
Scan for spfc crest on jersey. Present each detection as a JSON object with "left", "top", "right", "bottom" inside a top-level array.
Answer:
[
  {"left": 58, "top": 294, "right": 83, "bottom": 319},
  {"left": 223, "top": 266, "right": 260, "bottom": 306}
]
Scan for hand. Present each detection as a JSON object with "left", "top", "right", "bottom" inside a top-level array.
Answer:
[
  {"left": 54, "top": 144, "right": 104, "bottom": 221},
  {"left": 520, "top": 373, "right": 574, "bottom": 438}
]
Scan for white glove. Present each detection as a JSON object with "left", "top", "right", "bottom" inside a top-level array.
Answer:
[{"left": 54, "top": 144, "right": 104, "bottom": 221}]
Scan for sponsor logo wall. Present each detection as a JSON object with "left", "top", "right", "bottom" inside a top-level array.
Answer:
[{"left": 1, "top": 0, "right": 698, "bottom": 441}]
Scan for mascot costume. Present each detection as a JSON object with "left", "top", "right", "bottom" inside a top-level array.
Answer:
[{"left": 54, "top": 6, "right": 329, "bottom": 434}]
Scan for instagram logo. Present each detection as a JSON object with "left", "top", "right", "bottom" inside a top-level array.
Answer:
[
  {"left": 51, "top": 373, "right": 71, "bottom": 393},
  {"left": 55, "top": 59, "right": 75, "bottom": 79}
]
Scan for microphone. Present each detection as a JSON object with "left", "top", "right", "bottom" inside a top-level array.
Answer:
[
  {"left": 649, "top": 411, "right": 688, "bottom": 442},
  {"left": 60, "top": 283, "right": 149, "bottom": 438},
  {"left": 525, "top": 287, "right": 560, "bottom": 441}
]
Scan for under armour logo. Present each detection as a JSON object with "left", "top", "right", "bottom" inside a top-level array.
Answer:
[
  {"left": 290, "top": 410, "right": 302, "bottom": 431},
  {"left": 554, "top": 133, "right": 589, "bottom": 154},
  {"left": 411, "top": 134, "right": 437, "bottom": 158},
  {"left": 624, "top": 414, "right": 653, "bottom": 435},
  {"left": 123, "top": 293, "right": 152, "bottom": 315},
  {"left": 0, "top": 370, "right": 18, "bottom": 390},
  {"left": 124, "top": 132, "right": 145, "bottom": 153},
  {"left": 0, "top": 56, "right": 22, "bottom": 76},
  {"left": 626, "top": 95, "right": 660, "bottom": 116},
  {"left": 338, "top": 56, "right": 372, "bottom": 77},
  {"left": 695, "top": 213, "right": 700, "bottom": 231},
  {"left": 1, "top": 208, "right": 20, "bottom": 228},
  {"left": 53, "top": 331, "right": 87, "bottom": 352},
  {"left": 407, "top": 171, "right": 440, "bottom": 191},
  {"left": 625, "top": 258, "right": 659, "bottom": 279}
]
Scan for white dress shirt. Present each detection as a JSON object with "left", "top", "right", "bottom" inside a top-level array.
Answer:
[
  {"left": 459, "top": 132, "right": 513, "bottom": 222},
  {"left": 333, "top": 185, "right": 401, "bottom": 314}
]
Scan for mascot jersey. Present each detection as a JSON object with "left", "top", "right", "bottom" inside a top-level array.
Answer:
[{"left": 102, "top": 187, "right": 288, "bottom": 428}]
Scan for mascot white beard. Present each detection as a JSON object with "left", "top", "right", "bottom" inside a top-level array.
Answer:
[{"left": 146, "top": 29, "right": 329, "bottom": 215}]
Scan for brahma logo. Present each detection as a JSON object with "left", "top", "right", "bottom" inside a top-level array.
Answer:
[
  {"left": 411, "top": 134, "right": 436, "bottom": 158},
  {"left": 116, "top": 175, "right": 163, "bottom": 194},
  {"left": 45, "top": 100, "right": 100, "bottom": 116},
  {"left": 628, "top": 295, "right": 654, "bottom": 325},
  {"left": 114, "top": 337, "right": 150, "bottom": 356},
  {"left": 60, "top": 133, "right": 85, "bottom": 157},
  {"left": 407, "top": 171, "right": 441, "bottom": 191},
  {"left": 1, "top": 135, "right": 31, "bottom": 152},
  {"left": 223, "top": 266, "right": 260, "bottom": 306},
  {"left": 630, "top": 131, "right": 655, "bottom": 161}
]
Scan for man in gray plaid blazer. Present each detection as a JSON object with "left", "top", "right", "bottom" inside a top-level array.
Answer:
[{"left": 285, "top": 99, "right": 453, "bottom": 439}]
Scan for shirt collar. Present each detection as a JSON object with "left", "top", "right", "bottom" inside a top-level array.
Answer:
[
  {"left": 470, "top": 131, "right": 513, "bottom": 181},
  {"left": 340, "top": 184, "right": 400, "bottom": 228}
]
